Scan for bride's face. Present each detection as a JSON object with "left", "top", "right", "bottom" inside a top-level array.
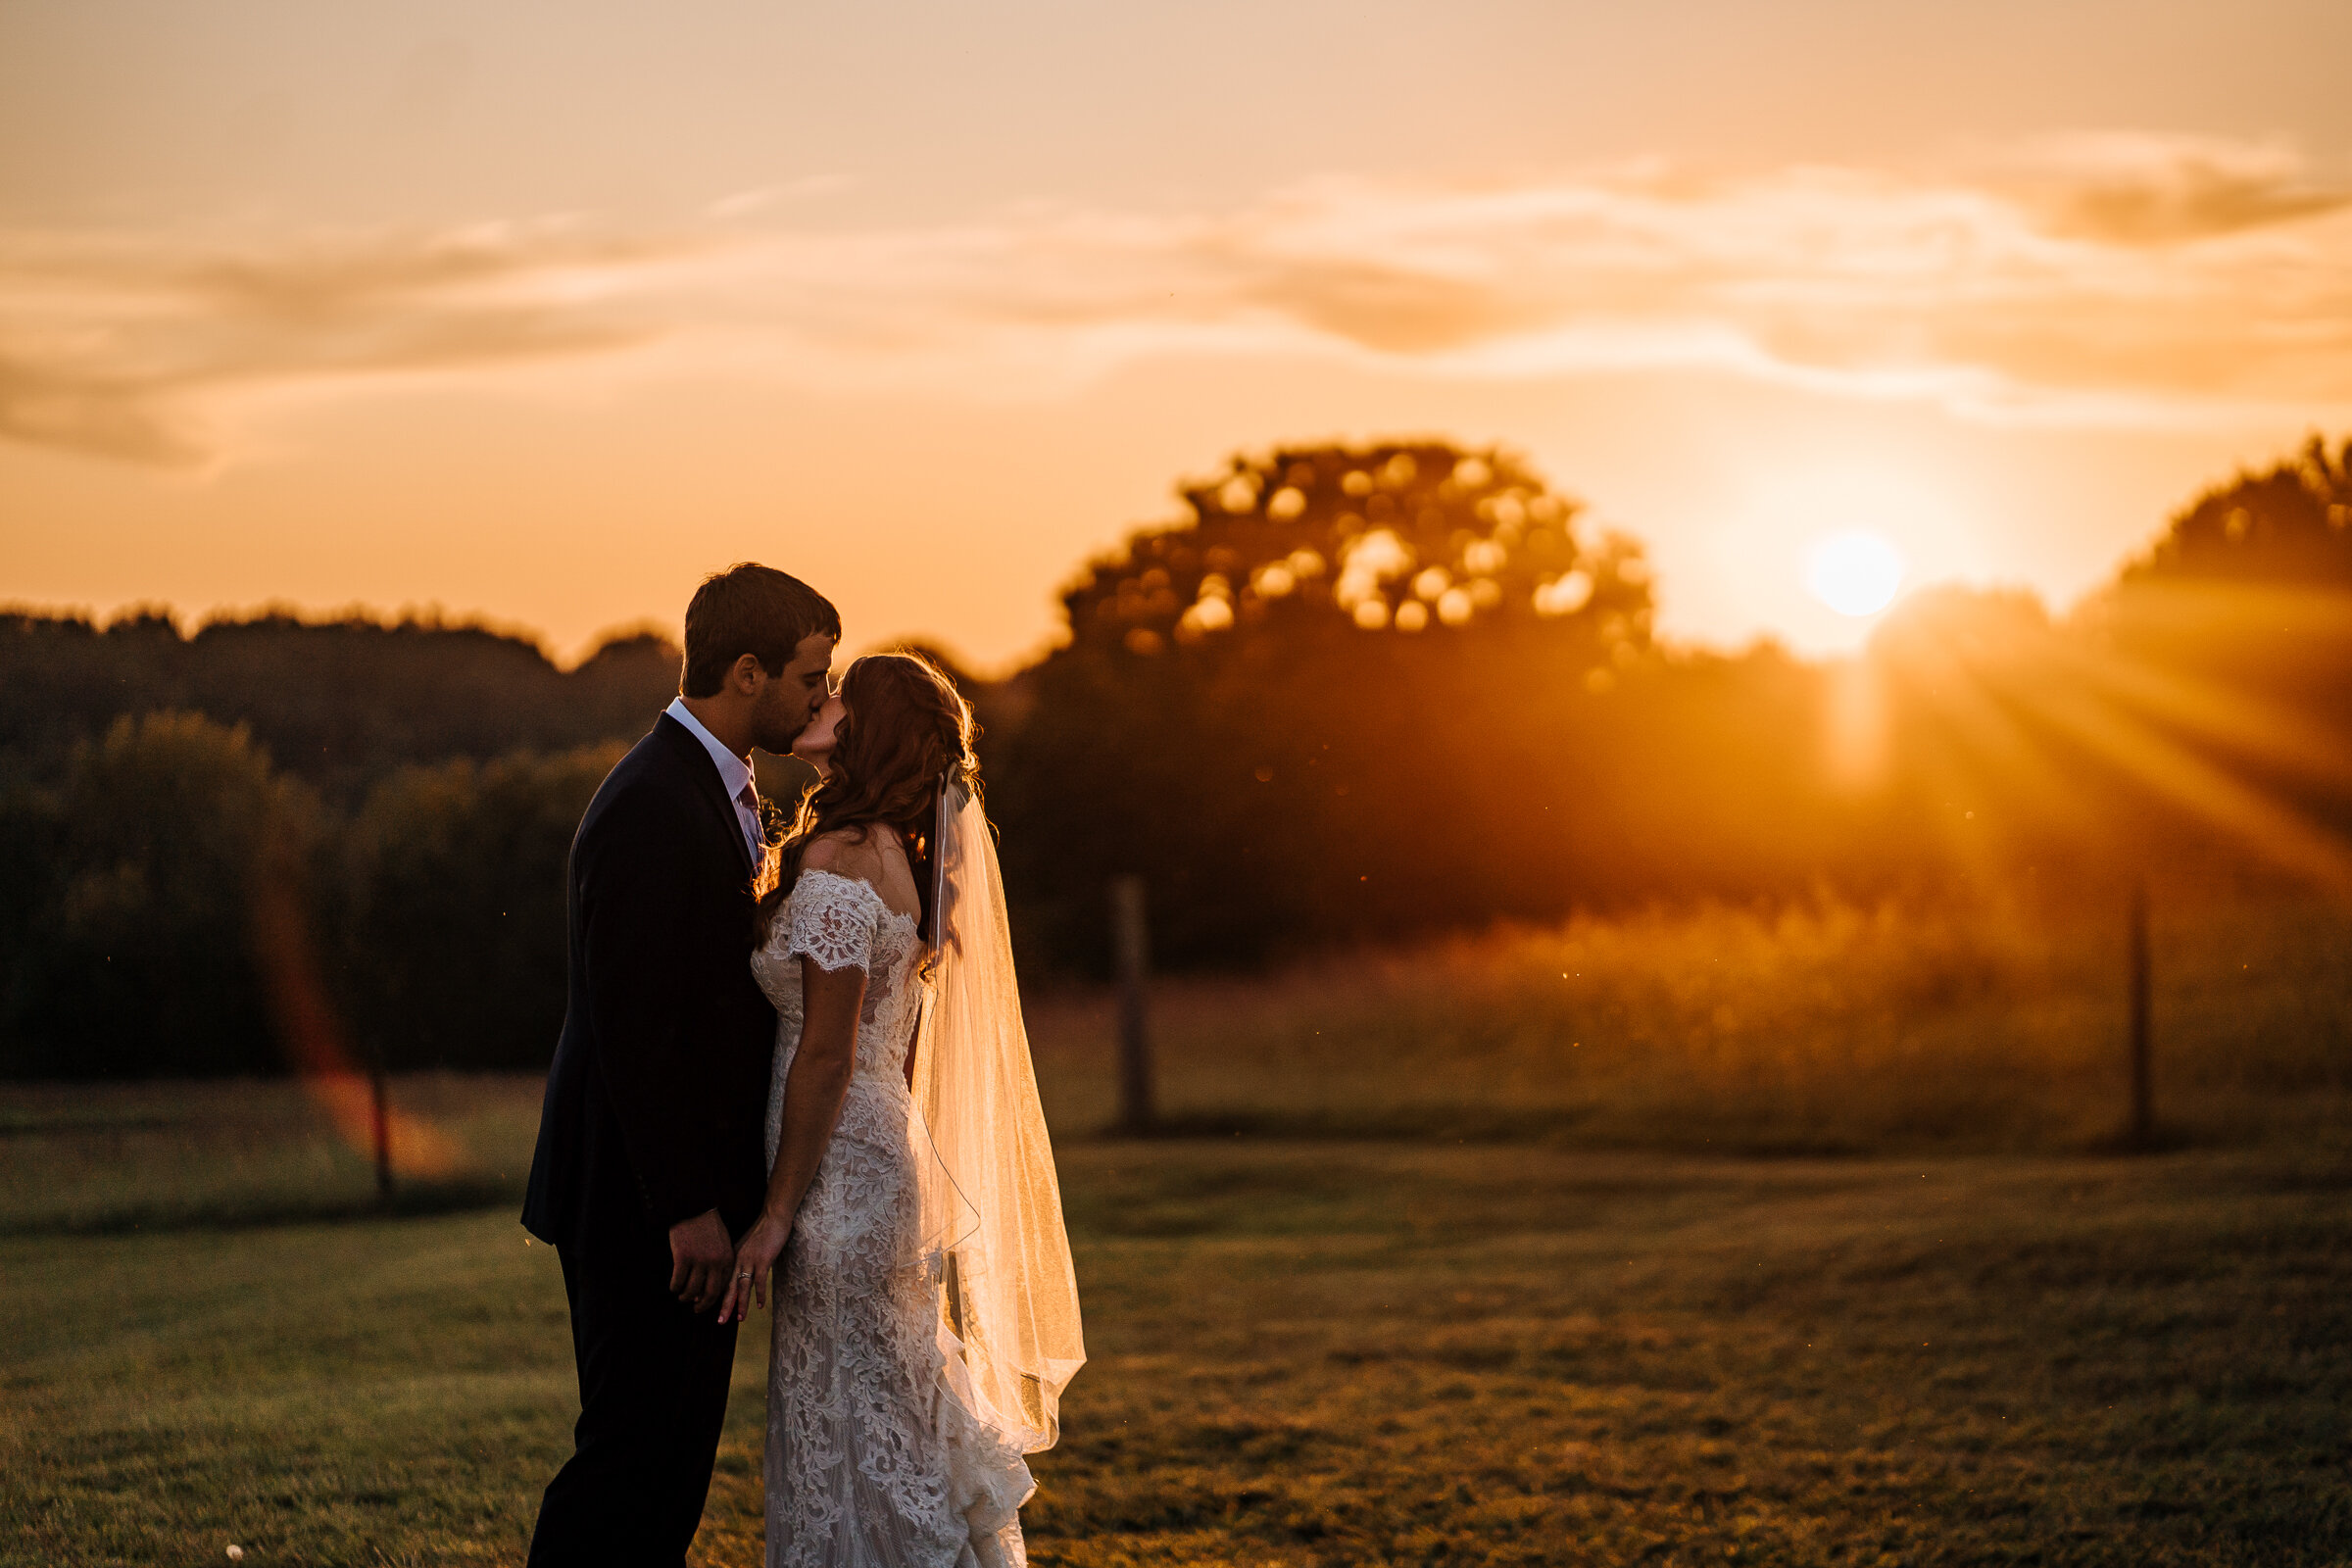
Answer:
[{"left": 793, "top": 691, "right": 848, "bottom": 776}]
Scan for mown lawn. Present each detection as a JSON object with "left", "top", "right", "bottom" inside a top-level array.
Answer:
[
  {"left": 4, "top": 894, "right": 2346, "bottom": 1564},
  {"left": 5, "top": 1117, "right": 2349, "bottom": 1566}
]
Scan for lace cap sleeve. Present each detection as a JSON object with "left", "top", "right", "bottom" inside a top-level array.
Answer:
[{"left": 782, "top": 869, "right": 885, "bottom": 974}]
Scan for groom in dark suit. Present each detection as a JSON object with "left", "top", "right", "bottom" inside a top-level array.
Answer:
[{"left": 522, "top": 563, "right": 838, "bottom": 1566}]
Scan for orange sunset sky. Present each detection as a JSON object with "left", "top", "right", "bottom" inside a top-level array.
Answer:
[{"left": 4, "top": 0, "right": 2349, "bottom": 669}]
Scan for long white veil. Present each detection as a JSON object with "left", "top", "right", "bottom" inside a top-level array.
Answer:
[{"left": 910, "top": 778, "right": 1086, "bottom": 1453}]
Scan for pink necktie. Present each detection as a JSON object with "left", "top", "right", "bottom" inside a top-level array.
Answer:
[{"left": 736, "top": 782, "right": 763, "bottom": 858}]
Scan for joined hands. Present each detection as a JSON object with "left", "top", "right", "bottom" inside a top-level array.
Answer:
[
  {"left": 667, "top": 1209, "right": 736, "bottom": 1315},
  {"left": 715, "top": 1212, "right": 790, "bottom": 1324}
]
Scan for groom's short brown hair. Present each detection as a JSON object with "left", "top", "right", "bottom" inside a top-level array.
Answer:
[{"left": 680, "top": 564, "right": 841, "bottom": 698}]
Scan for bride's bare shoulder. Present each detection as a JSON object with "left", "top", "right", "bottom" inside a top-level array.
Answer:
[
  {"left": 800, "top": 825, "right": 888, "bottom": 884},
  {"left": 799, "top": 825, "right": 921, "bottom": 924}
]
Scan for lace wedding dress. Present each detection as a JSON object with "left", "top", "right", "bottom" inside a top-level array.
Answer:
[{"left": 753, "top": 868, "right": 1037, "bottom": 1568}]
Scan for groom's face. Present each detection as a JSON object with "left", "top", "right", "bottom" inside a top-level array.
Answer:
[{"left": 752, "top": 632, "right": 836, "bottom": 754}]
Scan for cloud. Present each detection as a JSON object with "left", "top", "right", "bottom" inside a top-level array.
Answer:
[
  {"left": 0, "top": 221, "right": 679, "bottom": 465},
  {"left": 6, "top": 133, "right": 2349, "bottom": 467},
  {"left": 704, "top": 175, "right": 857, "bottom": 220},
  {"left": 2003, "top": 131, "right": 2351, "bottom": 244},
  {"left": 694, "top": 153, "right": 2352, "bottom": 420}
]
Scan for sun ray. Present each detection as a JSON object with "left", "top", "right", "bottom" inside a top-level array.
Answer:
[
  {"left": 2046, "top": 638, "right": 2352, "bottom": 794},
  {"left": 1991, "top": 662, "right": 2352, "bottom": 894}
]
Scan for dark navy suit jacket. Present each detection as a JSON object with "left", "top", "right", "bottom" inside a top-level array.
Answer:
[{"left": 522, "top": 713, "right": 777, "bottom": 1246}]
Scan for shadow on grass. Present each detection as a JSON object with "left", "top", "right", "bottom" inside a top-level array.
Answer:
[
  {"left": 0, "top": 1174, "right": 523, "bottom": 1238},
  {"left": 2083, "top": 1120, "right": 2201, "bottom": 1157},
  {"left": 1091, "top": 1106, "right": 1875, "bottom": 1157},
  {"left": 0, "top": 1113, "right": 193, "bottom": 1139}
]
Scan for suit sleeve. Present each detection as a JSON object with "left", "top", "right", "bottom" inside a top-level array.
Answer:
[{"left": 576, "top": 785, "right": 724, "bottom": 1228}]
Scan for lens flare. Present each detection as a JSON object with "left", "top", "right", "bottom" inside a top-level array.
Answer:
[
  {"left": 251, "top": 836, "right": 462, "bottom": 1178},
  {"left": 1806, "top": 531, "right": 1906, "bottom": 617}
]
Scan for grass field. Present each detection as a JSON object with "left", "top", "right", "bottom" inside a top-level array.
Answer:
[
  {"left": 4, "top": 893, "right": 2349, "bottom": 1565},
  {"left": 1029, "top": 888, "right": 2352, "bottom": 1154}
]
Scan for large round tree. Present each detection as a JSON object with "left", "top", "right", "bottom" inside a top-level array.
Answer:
[{"left": 989, "top": 440, "right": 1657, "bottom": 970}]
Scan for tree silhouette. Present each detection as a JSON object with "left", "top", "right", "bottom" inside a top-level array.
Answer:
[
  {"left": 2126, "top": 435, "right": 2352, "bottom": 588},
  {"left": 1061, "top": 439, "right": 1650, "bottom": 659},
  {"left": 0, "top": 612, "right": 681, "bottom": 798},
  {"left": 992, "top": 441, "right": 1662, "bottom": 969},
  {"left": 7, "top": 432, "right": 2350, "bottom": 1073},
  {"left": 0, "top": 713, "right": 307, "bottom": 1078},
  {"left": 338, "top": 745, "right": 622, "bottom": 1072}
]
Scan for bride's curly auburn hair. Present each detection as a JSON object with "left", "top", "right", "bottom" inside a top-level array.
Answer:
[{"left": 756, "top": 651, "right": 979, "bottom": 946}]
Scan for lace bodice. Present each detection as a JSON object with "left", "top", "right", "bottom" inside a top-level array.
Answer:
[
  {"left": 750, "top": 867, "right": 1033, "bottom": 1568},
  {"left": 751, "top": 868, "right": 926, "bottom": 1083}
]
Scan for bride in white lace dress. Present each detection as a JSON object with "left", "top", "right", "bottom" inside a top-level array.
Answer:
[{"left": 715, "top": 653, "right": 1085, "bottom": 1568}]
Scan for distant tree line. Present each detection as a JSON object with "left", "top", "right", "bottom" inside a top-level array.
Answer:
[
  {"left": 0, "top": 612, "right": 680, "bottom": 800},
  {"left": 985, "top": 435, "right": 2352, "bottom": 969},
  {"left": 3, "top": 435, "right": 2348, "bottom": 1078}
]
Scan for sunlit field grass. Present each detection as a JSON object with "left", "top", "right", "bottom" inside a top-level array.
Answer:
[
  {"left": 3, "top": 892, "right": 2349, "bottom": 1565},
  {"left": 0, "top": 1073, "right": 543, "bottom": 1237},
  {"left": 1029, "top": 888, "right": 2352, "bottom": 1153}
]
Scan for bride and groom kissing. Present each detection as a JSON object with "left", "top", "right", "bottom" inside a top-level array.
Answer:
[{"left": 520, "top": 563, "right": 1084, "bottom": 1568}]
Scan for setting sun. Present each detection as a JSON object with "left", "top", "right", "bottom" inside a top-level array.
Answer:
[
  {"left": 1805, "top": 531, "right": 1906, "bottom": 617},
  {"left": 4, "top": 3, "right": 2348, "bottom": 662}
]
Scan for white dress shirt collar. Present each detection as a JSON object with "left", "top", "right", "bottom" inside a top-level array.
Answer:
[
  {"left": 663, "top": 695, "right": 755, "bottom": 802},
  {"left": 664, "top": 697, "right": 766, "bottom": 865}
]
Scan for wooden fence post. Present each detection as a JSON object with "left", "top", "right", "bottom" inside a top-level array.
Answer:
[
  {"left": 1110, "top": 875, "right": 1155, "bottom": 1132},
  {"left": 2128, "top": 880, "right": 2154, "bottom": 1150},
  {"left": 370, "top": 1059, "right": 394, "bottom": 1203}
]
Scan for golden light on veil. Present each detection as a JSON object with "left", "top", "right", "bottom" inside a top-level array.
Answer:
[{"left": 908, "top": 778, "right": 1085, "bottom": 1453}]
